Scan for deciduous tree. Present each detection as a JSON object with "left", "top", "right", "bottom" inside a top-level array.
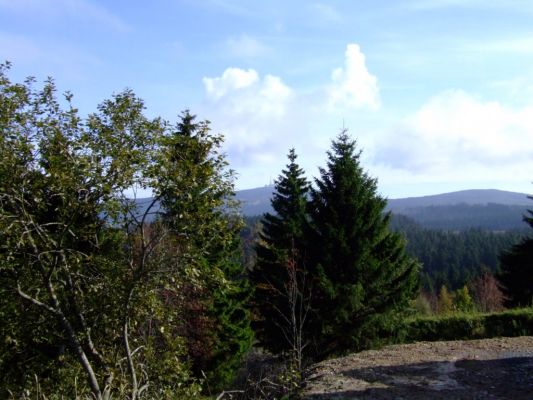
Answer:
[
  {"left": 437, "top": 285, "right": 454, "bottom": 314},
  {"left": 0, "top": 64, "right": 246, "bottom": 398},
  {"left": 470, "top": 272, "right": 505, "bottom": 312}
]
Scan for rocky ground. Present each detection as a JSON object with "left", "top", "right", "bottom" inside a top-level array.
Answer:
[{"left": 302, "top": 336, "right": 533, "bottom": 399}]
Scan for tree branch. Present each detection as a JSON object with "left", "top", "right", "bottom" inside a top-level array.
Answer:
[{"left": 16, "top": 284, "right": 59, "bottom": 315}]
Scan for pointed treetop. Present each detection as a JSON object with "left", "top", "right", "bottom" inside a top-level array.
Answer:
[
  {"left": 329, "top": 129, "right": 361, "bottom": 162},
  {"left": 177, "top": 110, "right": 197, "bottom": 137},
  {"left": 288, "top": 147, "right": 297, "bottom": 163},
  {"left": 316, "top": 129, "right": 373, "bottom": 195}
]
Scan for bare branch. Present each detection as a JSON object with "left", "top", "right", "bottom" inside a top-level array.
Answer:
[
  {"left": 216, "top": 390, "right": 245, "bottom": 400},
  {"left": 16, "top": 284, "right": 59, "bottom": 315}
]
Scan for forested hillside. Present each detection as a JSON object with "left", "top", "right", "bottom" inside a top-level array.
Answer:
[
  {"left": 242, "top": 214, "right": 525, "bottom": 294},
  {"left": 390, "top": 215, "right": 525, "bottom": 291}
]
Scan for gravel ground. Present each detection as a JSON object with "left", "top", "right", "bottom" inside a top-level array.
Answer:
[{"left": 302, "top": 336, "right": 533, "bottom": 399}]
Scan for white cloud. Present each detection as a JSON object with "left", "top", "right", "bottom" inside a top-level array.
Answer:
[
  {"left": 199, "top": 48, "right": 532, "bottom": 194},
  {"left": 490, "top": 75, "right": 533, "bottom": 102},
  {"left": 257, "top": 75, "right": 293, "bottom": 116},
  {"left": 203, "top": 67, "right": 292, "bottom": 117},
  {"left": 375, "top": 90, "right": 533, "bottom": 186},
  {"left": 202, "top": 68, "right": 295, "bottom": 169},
  {"left": 200, "top": 67, "right": 334, "bottom": 189},
  {"left": 225, "top": 34, "right": 271, "bottom": 59},
  {"left": 200, "top": 45, "right": 384, "bottom": 189},
  {"left": 0, "top": 0, "right": 129, "bottom": 31},
  {"left": 203, "top": 68, "right": 259, "bottom": 100},
  {"left": 327, "top": 44, "right": 380, "bottom": 111}
]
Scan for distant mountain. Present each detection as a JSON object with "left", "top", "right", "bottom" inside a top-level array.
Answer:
[
  {"left": 386, "top": 189, "right": 530, "bottom": 211},
  {"left": 236, "top": 187, "right": 531, "bottom": 230},
  {"left": 235, "top": 185, "right": 275, "bottom": 216},
  {"left": 133, "top": 187, "right": 530, "bottom": 230},
  {"left": 236, "top": 187, "right": 530, "bottom": 216}
]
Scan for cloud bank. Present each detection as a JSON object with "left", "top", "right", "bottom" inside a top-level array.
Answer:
[{"left": 375, "top": 90, "right": 533, "bottom": 187}]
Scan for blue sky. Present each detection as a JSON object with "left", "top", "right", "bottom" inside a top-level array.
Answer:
[{"left": 1, "top": 0, "right": 533, "bottom": 198}]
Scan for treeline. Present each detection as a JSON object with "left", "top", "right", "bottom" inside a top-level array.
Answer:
[
  {"left": 242, "top": 215, "right": 524, "bottom": 294},
  {"left": 390, "top": 214, "right": 524, "bottom": 291}
]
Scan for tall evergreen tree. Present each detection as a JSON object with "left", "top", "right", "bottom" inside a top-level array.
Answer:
[
  {"left": 158, "top": 111, "right": 253, "bottom": 390},
  {"left": 499, "top": 195, "right": 533, "bottom": 307},
  {"left": 307, "top": 131, "right": 419, "bottom": 357},
  {"left": 250, "top": 148, "right": 310, "bottom": 354}
]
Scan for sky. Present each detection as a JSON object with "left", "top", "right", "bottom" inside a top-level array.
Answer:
[{"left": 1, "top": 0, "right": 533, "bottom": 198}]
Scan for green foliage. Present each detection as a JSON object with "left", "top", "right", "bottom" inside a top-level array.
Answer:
[
  {"left": 306, "top": 131, "right": 419, "bottom": 357},
  {"left": 400, "top": 308, "right": 533, "bottom": 343},
  {"left": 411, "top": 293, "right": 433, "bottom": 316},
  {"left": 206, "top": 236, "right": 254, "bottom": 391},
  {"left": 454, "top": 285, "right": 474, "bottom": 312},
  {"left": 158, "top": 111, "right": 252, "bottom": 391},
  {"left": 437, "top": 285, "right": 454, "bottom": 314},
  {"left": 499, "top": 196, "right": 533, "bottom": 307},
  {"left": 250, "top": 149, "right": 310, "bottom": 354},
  {"left": 0, "top": 64, "right": 248, "bottom": 397},
  {"left": 0, "top": 63, "right": 140, "bottom": 397},
  {"left": 412, "top": 281, "right": 502, "bottom": 317},
  {"left": 240, "top": 215, "right": 262, "bottom": 270},
  {"left": 390, "top": 215, "right": 523, "bottom": 292}
]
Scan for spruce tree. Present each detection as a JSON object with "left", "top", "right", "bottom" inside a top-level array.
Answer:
[
  {"left": 250, "top": 148, "right": 310, "bottom": 354},
  {"left": 499, "top": 195, "right": 533, "bottom": 307},
  {"left": 159, "top": 111, "right": 252, "bottom": 390},
  {"left": 307, "top": 131, "right": 419, "bottom": 357}
]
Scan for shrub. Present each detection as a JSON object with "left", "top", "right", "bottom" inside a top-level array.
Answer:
[{"left": 399, "top": 308, "right": 533, "bottom": 343}]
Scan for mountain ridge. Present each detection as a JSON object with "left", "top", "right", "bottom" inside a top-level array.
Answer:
[
  {"left": 387, "top": 189, "right": 531, "bottom": 211},
  {"left": 235, "top": 186, "right": 531, "bottom": 216}
]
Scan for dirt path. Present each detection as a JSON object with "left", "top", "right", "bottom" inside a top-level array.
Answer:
[{"left": 302, "top": 336, "right": 533, "bottom": 399}]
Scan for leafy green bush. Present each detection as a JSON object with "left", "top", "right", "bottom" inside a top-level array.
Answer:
[{"left": 398, "top": 308, "right": 533, "bottom": 343}]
